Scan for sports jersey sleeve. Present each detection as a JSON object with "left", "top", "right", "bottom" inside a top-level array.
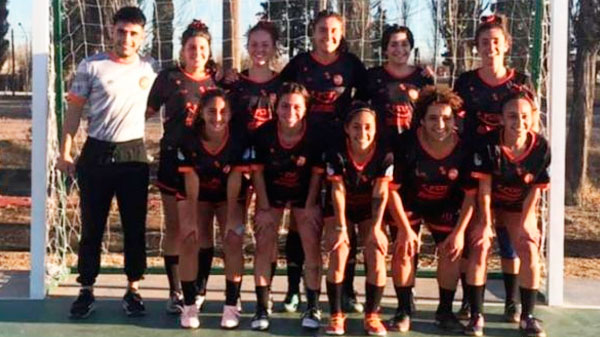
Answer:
[
  {"left": 67, "top": 59, "right": 92, "bottom": 104},
  {"left": 250, "top": 125, "right": 268, "bottom": 171},
  {"left": 279, "top": 55, "right": 300, "bottom": 83},
  {"left": 391, "top": 134, "right": 410, "bottom": 190},
  {"left": 350, "top": 54, "right": 369, "bottom": 101},
  {"left": 176, "top": 130, "right": 196, "bottom": 174},
  {"left": 533, "top": 137, "right": 551, "bottom": 190},
  {"left": 147, "top": 70, "right": 169, "bottom": 112},
  {"left": 459, "top": 147, "right": 478, "bottom": 195},
  {"left": 229, "top": 131, "right": 253, "bottom": 172},
  {"left": 471, "top": 139, "right": 494, "bottom": 179},
  {"left": 325, "top": 146, "right": 345, "bottom": 182},
  {"left": 376, "top": 151, "right": 394, "bottom": 182}
]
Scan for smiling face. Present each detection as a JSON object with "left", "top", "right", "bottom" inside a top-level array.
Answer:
[
  {"left": 386, "top": 31, "right": 412, "bottom": 66},
  {"left": 421, "top": 103, "right": 455, "bottom": 142},
  {"left": 502, "top": 98, "right": 533, "bottom": 141},
  {"left": 313, "top": 16, "right": 343, "bottom": 55},
  {"left": 276, "top": 93, "right": 307, "bottom": 129},
  {"left": 248, "top": 29, "right": 276, "bottom": 67},
  {"left": 200, "top": 96, "right": 231, "bottom": 133},
  {"left": 477, "top": 27, "right": 509, "bottom": 66},
  {"left": 345, "top": 110, "right": 377, "bottom": 152},
  {"left": 112, "top": 21, "right": 145, "bottom": 58},
  {"left": 181, "top": 36, "right": 210, "bottom": 72}
]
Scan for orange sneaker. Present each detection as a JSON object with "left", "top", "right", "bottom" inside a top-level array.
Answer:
[
  {"left": 325, "top": 313, "right": 346, "bottom": 335},
  {"left": 364, "top": 313, "right": 387, "bottom": 336}
]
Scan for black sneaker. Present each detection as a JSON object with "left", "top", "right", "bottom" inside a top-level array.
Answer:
[
  {"left": 251, "top": 308, "right": 270, "bottom": 331},
  {"left": 122, "top": 290, "right": 146, "bottom": 317},
  {"left": 301, "top": 306, "right": 322, "bottom": 329},
  {"left": 504, "top": 302, "right": 520, "bottom": 323},
  {"left": 435, "top": 311, "right": 464, "bottom": 333},
  {"left": 519, "top": 315, "right": 546, "bottom": 337},
  {"left": 69, "top": 288, "right": 95, "bottom": 319},
  {"left": 456, "top": 301, "right": 471, "bottom": 320}
]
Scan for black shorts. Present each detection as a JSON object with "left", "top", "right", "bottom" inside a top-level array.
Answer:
[
  {"left": 156, "top": 144, "right": 183, "bottom": 196},
  {"left": 404, "top": 202, "right": 461, "bottom": 245},
  {"left": 322, "top": 199, "right": 372, "bottom": 224}
]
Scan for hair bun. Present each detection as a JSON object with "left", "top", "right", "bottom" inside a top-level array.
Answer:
[{"left": 188, "top": 19, "right": 208, "bottom": 32}]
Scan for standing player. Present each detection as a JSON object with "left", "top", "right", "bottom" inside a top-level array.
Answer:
[
  {"left": 387, "top": 87, "right": 475, "bottom": 333},
  {"left": 367, "top": 25, "right": 434, "bottom": 142},
  {"left": 467, "top": 88, "right": 549, "bottom": 337},
  {"left": 453, "top": 14, "right": 535, "bottom": 323},
  {"left": 323, "top": 105, "right": 391, "bottom": 336},
  {"left": 279, "top": 10, "right": 368, "bottom": 313},
  {"left": 175, "top": 89, "right": 249, "bottom": 329},
  {"left": 57, "top": 7, "right": 157, "bottom": 319},
  {"left": 146, "top": 19, "right": 217, "bottom": 315},
  {"left": 249, "top": 83, "right": 325, "bottom": 331}
]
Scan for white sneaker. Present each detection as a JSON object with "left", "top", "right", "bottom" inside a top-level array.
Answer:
[
  {"left": 195, "top": 295, "right": 205, "bottom": 313},
  {"left": 180, "top": 305, "right": 200, "bottom": 329},
  {"left": 220, "top": 305, "right": 240, "bottom": 329}
]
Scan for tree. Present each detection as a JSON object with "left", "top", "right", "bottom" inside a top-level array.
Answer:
[
  {"left": 260, "top": 0, "right": 319, "bottom": 59},
  {"left": 339, "top": 0, "right": 370, "bottom": 61},
  {"left": 0, "top": 0, "right": 9, "bottom": 69},
  {"left": 368, "top": 1, "right": 389, "bottom": 67},
  {"left": 150, "top": 0, "right": 174, "bottom": 69},
  {"left": 565, "top": 0, "right": 600, "bottom": 205},
  {"left": 492, "top": 1, "right": 535, "bottom": 72},
  {"left": 435, "top": 0, "right": 482, "bottom": 82}
]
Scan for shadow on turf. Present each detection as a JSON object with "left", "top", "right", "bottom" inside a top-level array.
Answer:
[{"left": 0, "top": 299, "right": 522, "bottom": 336}]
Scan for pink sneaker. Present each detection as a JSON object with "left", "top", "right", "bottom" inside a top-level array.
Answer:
[
  {"left": 220, "top": 305, "right": 240, "bottom": 329},
  {"left": 180, "top": 305, "right": 199, "bottom": 329}
]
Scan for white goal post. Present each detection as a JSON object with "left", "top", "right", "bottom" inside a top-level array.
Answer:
[{"left": 29, "top": 0, "right": 568, "bottom": 305}]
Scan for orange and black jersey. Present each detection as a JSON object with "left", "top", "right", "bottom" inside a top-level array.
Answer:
[
  {"left": 279, "top": 52, "right": 368, "bottom": 126},
  {"left": 453, "top": 69, "right": 531, "bottom": 138},
  {"left": 224, "top": 70, "right": 282, "bottom": 134},
  {"left": 147, "top": 67, "right": 217, "bottom": 146},
  {"left": 176, "top": 127, "right": 251, "bottom": 203},
  {"left": 251, "top": 120, "right": 325, "bottom": 208},
  {"left": 325, "top": 136, "right": 394, "bottom": 209},
  {"left": 366, "top": 66, "right": 433, "bottom": 139},
  {"left": 471, "top": 129, "right": 550, "bottom": 212},
  {"left": 392, "top": 128, "right": 476, "bottom": 211}
]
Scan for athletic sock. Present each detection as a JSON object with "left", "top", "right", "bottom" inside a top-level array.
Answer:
[
  {"left": 196, "top": 247, "right": 214, "bottom": 295},
  {"left": 326, "top": 281, "right": 343, "bottom": 314},
  {"left": 305, "top": 287, "right": 320, "bottom": 309},
  {"left": 520, "top": 287, "right": 538, "bottom": 317},
  {"left": 269, "top": 262, "right": 277, "bottom": 289},
  {"left": 181, "top": 281, "right": 197, "bottom": 306},
  {"left": 468, "top": 284, "right": 485, "bottom": 317},
  {"left": 255, "top": 286, "right": 269, "bottom": 313},
  {"left": 225, "top": 279, "right": 242, "bottom": 306},
  {"left": 503, "top": 273, "right": 518, "bottom": 305},
  {"left": 395, "top": 285, "right": 413, "bottom": 314},
  {"left": 437, "top": 287, "right": 456, "bottom": 315},
  {"left": 285, "top": 230, "right": 304, "bottom": 295},
  {"left": 460, "top": 272, "right": 468, "bottom": 305},
  {"left": 365, "top": 283, "right": 384, "bottom": 314},
  {"left": 164, "top": 255, "right": 181, "bottom": 293}
]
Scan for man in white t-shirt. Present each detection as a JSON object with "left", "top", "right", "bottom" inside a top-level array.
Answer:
[{"left": 57, "top": 6, "right": 157, "bottom": 319}]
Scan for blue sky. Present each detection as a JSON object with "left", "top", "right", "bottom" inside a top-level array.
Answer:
[{"left": 6, "top": 0, "right": 32, "bottom": 46}]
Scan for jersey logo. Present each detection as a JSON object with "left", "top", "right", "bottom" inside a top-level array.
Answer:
[
  {"left": 523, "top": 173, "right": 534, "bottom": 184},
  {"left": 139, "top": 76, "right": 151, "bottom": 90},
  {"left": 295, "top": 156, "right": 306, "bottom": 167},
  {"left": 333, "top": 74, "right": 343, "bottom": 86},
  {"left": 223, "top": 165, "right": 231, "bottom": 174},
  {"left": 243, "top": 147, "right": 254, "bottom": 161},
  {"left": 326, "top": 163, "right": 335, "bottom": 176},
  {"left": 448, "top": 168, "right": 459, "bottom": 180},
  {"left": 177, "top": 149, "right": 185, "bottom": 161}
]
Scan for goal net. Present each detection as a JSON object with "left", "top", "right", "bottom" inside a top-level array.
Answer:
[{"left": 44, "top": 0, "right": 551, "bottom": 289}]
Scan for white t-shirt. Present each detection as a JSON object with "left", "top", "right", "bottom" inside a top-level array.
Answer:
[{"left": 68, "top": 52, "right": 157, "bottom": 142}]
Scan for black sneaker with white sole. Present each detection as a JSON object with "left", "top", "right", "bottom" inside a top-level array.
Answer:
[
  {"left": 251, "top": 308, "right": 270, "bottom": 331},
  {"left": 301, "top": 306, "right": 322, "bottom": 329},
  {"left": 69, "top": 288, "right": 95, "bottom": 319},
  {"left": 122, "top": 290, "right": 146, "bottom": 317}
]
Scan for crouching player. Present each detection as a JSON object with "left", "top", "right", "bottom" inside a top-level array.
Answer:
[{"left": 387, "top": 87, "right": 476, "bottom": 333}]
